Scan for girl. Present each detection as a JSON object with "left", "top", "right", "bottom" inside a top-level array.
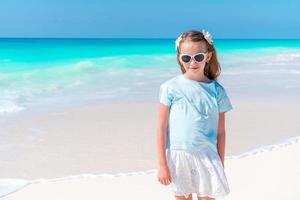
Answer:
[{"left": 156, "top": 30, "right": 232, "bottom": 200}]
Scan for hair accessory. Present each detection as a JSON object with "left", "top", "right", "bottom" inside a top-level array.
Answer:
[
  {"left": 202, "top": 29, "right": 213, "bottom": 45},
  {"left": 175, "top": 33, "right": 183, "bottom": 50},
  {"left": 175, "top": 30, "right": 213, "bottom": 50}
]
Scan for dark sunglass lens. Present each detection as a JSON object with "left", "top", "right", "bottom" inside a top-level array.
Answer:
[
  {"left": 194, "top": 54, "right": 205, "bottom": 62},
  {"left": 181, "top": 55, "right": 191, "bottom": 63}
]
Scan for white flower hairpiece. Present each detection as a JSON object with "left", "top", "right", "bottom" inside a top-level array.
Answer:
[
  {"left": 175, "top": 33, "right": 183, "bottom": 51},
  {"left": 202, "top": 29, "right": 213, "bottom": 45},
  {"left": 175, "top": 30, "right": 213, "bottom": 51}
]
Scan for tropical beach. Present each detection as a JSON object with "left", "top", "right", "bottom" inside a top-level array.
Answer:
[
  {"left": 0, "top": 38, "right": 300, "bottom": 199},
  {"left": 1, "top": 0, "right": 300, "bottom": 199}
]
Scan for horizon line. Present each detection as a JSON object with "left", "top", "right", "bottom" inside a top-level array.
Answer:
[{"left": 0, "top": 37, "right": 300, "bottom": 40}]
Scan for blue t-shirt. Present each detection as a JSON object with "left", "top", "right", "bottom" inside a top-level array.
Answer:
[{"left": 159, "top": 74, "right": 233, "bottom": 153}]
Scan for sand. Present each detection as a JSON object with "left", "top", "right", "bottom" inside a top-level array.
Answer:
[
  {"left": 1, "top": 99, "right": 300, "bottom": 180},
  {"left": 0, "top": 98, "right": 299, "bottom": 199},
  {"left": 1, "top": 136, "right": 299, "bottom": 200}
]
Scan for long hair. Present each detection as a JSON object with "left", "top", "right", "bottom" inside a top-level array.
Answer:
[{"left": 176, "top": 30, "right": 221, "bottom": 80}]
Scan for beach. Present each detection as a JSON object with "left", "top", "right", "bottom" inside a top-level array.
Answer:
[
  {"left": 2, "top": 139, "right": 300, "bottom": 200},
  {"left": 1, "top": 98, "right": 300, "bottom": 199},
  {"left": 1, "top": 98, "right": 300, "bottom": 181},
  {"left": 1, "top": 38, "right": 300, "bottom": 199},
  {"left": 1, "top": 113, "right": 299, "bottom": 200}
]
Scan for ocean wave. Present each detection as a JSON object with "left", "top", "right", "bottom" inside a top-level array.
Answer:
[
  {"left": 273, "top": 53, "right": 300, "bottom": 62},
  {"left": 226, "top": 136, "right": 300, "bottom": 159},
  {"left": 0, "top": 135, "right": 299, "bottom": 198},
  {"left": 0, "top": 100, "right": 25, "bottom": 115},
  {"left": 0, "top": 59, "right": 11, "bottom": 63},
  {"left": 220, "top": 50, "right": 300, "bottom": 67},
  {"left": 0, "top": 55, "right": 176, "bottom": 111},
  {"left": 0, "top": 179, "right": 28, "bottom": 198},
  {"left": 223, "top": 69, "right": 300, "bottom": 75},
  {"left": 74, "top": 60, "right": 99, "bottom": 72}
]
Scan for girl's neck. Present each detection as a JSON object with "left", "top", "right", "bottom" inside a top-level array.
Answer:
[{"left": 183, "top": 72, "right": 211, "bottom": 83}]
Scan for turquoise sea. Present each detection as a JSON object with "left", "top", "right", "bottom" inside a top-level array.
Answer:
[{"left": 1, "top": 38, "right": 300, "bottom": 115}]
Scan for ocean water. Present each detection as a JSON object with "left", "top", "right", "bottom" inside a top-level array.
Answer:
[{"left": 1, "top": 38, "right": 300, "bottom": 116}]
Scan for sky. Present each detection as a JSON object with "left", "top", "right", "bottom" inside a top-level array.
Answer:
[{"left": 0, "top": 0, "right": 299, "bottom": 38}]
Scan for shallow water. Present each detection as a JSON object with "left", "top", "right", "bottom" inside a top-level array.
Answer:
[{"left": 1, "top": 38, "right": 300, "bottom": 116}]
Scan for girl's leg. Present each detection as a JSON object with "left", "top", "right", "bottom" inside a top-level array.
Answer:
[
  {"left": 197, "top": 196, "right": 215, "bottom": 200},
  {"left": 175, "top": 193, "right": 193, "bottom": 200}
]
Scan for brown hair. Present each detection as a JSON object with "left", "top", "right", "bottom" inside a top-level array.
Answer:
[{"left": 176, "top": 30, "right": 221, "bottom": 80}]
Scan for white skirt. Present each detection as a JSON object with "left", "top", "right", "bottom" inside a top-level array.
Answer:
[{"left": 166, "top": 148, "right": 230, "bottom": 199}]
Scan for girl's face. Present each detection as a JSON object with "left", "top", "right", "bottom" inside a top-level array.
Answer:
[{"left": 179, "top": 40, "right": 212, "bottom": 75}]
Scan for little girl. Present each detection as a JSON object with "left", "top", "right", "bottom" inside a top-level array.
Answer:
[{"left": 156, "top": 30, "right": 232, "bottom": 200}]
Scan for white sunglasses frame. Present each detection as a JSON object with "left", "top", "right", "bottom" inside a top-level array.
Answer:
[{"left": 179, "top": 52, "right": 208, "bottom": 63}]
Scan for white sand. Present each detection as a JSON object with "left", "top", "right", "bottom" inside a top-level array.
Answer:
[
  {"left": 1, "top": 100, "right": 300, "bottom": 180},
  {"left": 2, "top": 136, "right": 299, "bottom": 200},
  {"left": 1, "top": 98, "right": 300, "bottom": 199}
]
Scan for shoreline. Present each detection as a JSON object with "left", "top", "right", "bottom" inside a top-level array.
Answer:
[{"left": 1, "top": 135, "right": 299, "bottom": 199}]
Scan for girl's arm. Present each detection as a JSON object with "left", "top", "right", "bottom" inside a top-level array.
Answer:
[
  {"left": 156, "top": 103, "right": 172, "bottom": 185},
  {"left": 217, "top": 112, "right": 226, "bottom": 167},
  {"left": 156, "top": 103, "right": 170, "bottom": 167}
]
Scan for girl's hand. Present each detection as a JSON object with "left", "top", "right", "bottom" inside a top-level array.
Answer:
[{"left": 157, "top": 165, "right": 172, "bottom": 185}]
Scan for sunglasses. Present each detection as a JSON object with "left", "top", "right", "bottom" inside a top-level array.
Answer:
[{"left": 179, "top": 52, "right": 208, "bottom": 63}]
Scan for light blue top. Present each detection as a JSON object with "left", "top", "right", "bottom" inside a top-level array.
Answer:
[{"left": 159, "top": 74, "right": 233, "bottom": 153}]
